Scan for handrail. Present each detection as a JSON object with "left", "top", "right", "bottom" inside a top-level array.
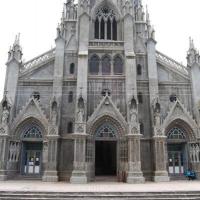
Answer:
[{"left": 156, "top": 51, "right": 188, "bottom": 76}]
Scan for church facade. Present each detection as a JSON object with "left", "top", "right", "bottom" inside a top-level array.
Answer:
[{"left": 0, "top": 0, "right": 200, "bottom": 183}]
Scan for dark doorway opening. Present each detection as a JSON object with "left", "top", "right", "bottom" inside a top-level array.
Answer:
[
  {"left": 22, "top": 142, "right": 43, "bottom": 176},
  {"left": 95, "top": 141, "right": 117, "bottom": 176}
]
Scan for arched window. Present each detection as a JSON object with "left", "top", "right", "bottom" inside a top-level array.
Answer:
[
  {"left": 137, "top": 64, "right": 142, "bottom": 75},
  {"left": 68, "top": 91, "right": 73, "bottom": 103},
  {"left": 114, "top": 55, "right": 123, "bottom": 74},
  {"left": 100, "top": 18, "right": 105, "bottom": 39},
  {"left": 95, "top": 6, "right": 117, "bottom": 40},
  {"left": 168, "top": 127, "right": 186, "bottom": 140},
  {"left": 102, "top": 55, "right": 111, "bottom": 75},
  {"left": 89, "top": 55, "right": 100, "bottom": 75},
  {"left": 70, "top": 63, "right": 75, "bottom": 74},
  {"left": 107, "top": 18, "right": 111, "bottom": 40},
  {"left": 23, "top": 126, "right": 42, "bottom": 139},
  {"left": 113, "top": 18, "right": 117, "bottom": 40},
  {"left": 138, "top": 92, "right": 143, "bottom": 104},
  {"left": 140, "top": 122, "right": 144, "bottom": 135},
  {"left": 95, "top": 18, "right": 99, "bottom": 39},
  {"left": 96, "top": 123, "right": 116, "bottom": 138},
  {"left": 67, "top": 122, "right": 73, "bottom": 133}
]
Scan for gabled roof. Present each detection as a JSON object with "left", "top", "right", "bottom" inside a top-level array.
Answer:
[{"left": 156, "top": 51, "right": 189, "bottom": 80}]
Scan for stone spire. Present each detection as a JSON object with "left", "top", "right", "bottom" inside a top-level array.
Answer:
[
  {"left": 134, "top": 0, "right": 142, "bottom": 8},
  {"left": 145, "top": 6, "right": 155, "bottom": 40},
  {"left": 134, "top": 0, "right": 145, "bottom": 21},
  {"left": 7, "top": 34, "right": 23, "bottom": 63},
  {"left": 187, "top": 37, "right": 200, "bottom": 66}
]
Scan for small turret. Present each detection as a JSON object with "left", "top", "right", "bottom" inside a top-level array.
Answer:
[
  {"left": 4, "top": 34, "right": 22, "bottom": 107},
  {"left": 145, "top": 6, "right": 155, "bottom": 41},
  {"left": 7, "top": 34, "right": 22, "bottom": 64},
  {"left": 187, "top": 38, "right": 200, "bottom": 124},
  {"left": 187, "top": 37, "right": 200, "bottom": 67},
  {"left": 134, "top": 0, "right": 145, "bottom": 21}
]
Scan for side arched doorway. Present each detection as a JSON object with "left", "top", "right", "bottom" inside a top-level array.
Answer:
[
  {"left": 21, "top": 126, "right": 43, "bottom": 176},
  {"left": 166, "top": 120, "right": 193, "bottom": 179}
]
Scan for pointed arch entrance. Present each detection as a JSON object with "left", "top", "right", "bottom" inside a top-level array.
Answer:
[
  {"left": 95, "top": 123, "right": 117, "bottom": 176},
  {"left": 87, "top": 115, "right": 127, "bottom": 182},
  {"left": 166, "top": 119, "right": 194, "bottom": 179},
  {"left": 13, "top": 117, "right": 46, "bottom": 177}
]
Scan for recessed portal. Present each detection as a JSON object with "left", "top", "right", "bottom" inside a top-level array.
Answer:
[
  {"left": 22, "top": 142, "right": 43, "bottom": 175},
  {"left": 95, "top": 141, "right": 117, "bottom": 176}
]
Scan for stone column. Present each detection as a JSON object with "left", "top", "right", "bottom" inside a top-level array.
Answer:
[
  {"left": 126, "top": 134, "right": 145, "bottom": 183},
  {"left": 70, "top": 2, "right": 90, "bottom": 184},
  {"left": 147, "top": 35, "right": 169, "bottom": 182},
  {"left": 153, "top": 136, "right": 169, "bottom": 182},
  {"left": 0, "top": 127, "right": 9, "bottom": 181},
  {"left": 42, "top": 136, "right": 59, "bottom": 182},
  {"left": 70, "top": 134, "right": 88, "bottom": 184}
]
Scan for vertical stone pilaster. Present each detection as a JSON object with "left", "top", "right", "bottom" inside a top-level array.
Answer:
[
  {"left": 0, "top": 126, "right": 9, "bottom": 181},
  {"left": 70, "top": 2, "right": 90, "bottom": 184},
  {"left": 42, "top": 136, "right": 59, "bottom": 182},
  {"left": 70, "top": 134, "right": 88, "bottom": 184},
  {"left": 126, "top": 134, "right": 145, "bottom": 183},
  {"left": 153, "top": 136, "right": 169, "bottom": 182}
]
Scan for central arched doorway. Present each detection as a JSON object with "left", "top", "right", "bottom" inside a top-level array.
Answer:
[{"left": 95, "top": 123, "right": 117, "bottom": 176}]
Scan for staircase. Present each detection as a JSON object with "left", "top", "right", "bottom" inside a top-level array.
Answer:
[{"left": 0, "top": 191, "right": 200, "bottom": 200}]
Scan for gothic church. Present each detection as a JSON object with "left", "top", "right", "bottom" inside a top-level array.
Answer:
[{"left": 0, "top": 0, "right": 200, "bottom": 183}]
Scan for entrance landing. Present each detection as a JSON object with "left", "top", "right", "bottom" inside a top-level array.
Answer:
[{"left": 0, "top": 180, "right": 200, "bottom": 192}]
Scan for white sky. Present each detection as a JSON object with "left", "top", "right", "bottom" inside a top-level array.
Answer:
[{"left": 0, "top": 0, "right": 200, "bottom": 100}]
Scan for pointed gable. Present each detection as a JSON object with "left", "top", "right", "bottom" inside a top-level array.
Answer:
[
  {"left": 162, "top": 99, "right": 198, "bottom": 134},
  {"left": 11, "top": 98, "right": 49, "bottom": 133},
  {"left": 87, "top": 94, "right": 127, "bottom": 130}
]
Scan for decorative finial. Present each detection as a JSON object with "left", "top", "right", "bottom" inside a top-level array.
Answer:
[
  {"left": 189, "top": 37, "right": 195, "bottom": 50},
  {"left": 14, "top": 33, "right": 20, "bottom": 46},
  {"left": 146, "top": 5, "right": 150, "bottom": 24}
]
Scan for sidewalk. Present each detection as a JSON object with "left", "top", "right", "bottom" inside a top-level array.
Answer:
[{"left": 0, "top": 180, "right": 200, "bottom": 192}]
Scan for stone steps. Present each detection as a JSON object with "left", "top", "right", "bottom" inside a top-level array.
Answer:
[{"left": 0, "top": 191, "right": 200, "bottom": 200}]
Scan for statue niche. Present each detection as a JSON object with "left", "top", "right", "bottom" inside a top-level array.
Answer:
[
  {"left": 154, "top": 102, "right": 161, "bottom": 127},
  {"left": 129, "top": 97, "right": 138, "bottom": 128},
  {"left": 77, "top": 96, "right": 85, "bottom": 123},
  {"left": 51, "top": 100, "right": 58, "bottom": 126},
  {"left": 1, "top": 100, "right": 10, "bottom": 126}
]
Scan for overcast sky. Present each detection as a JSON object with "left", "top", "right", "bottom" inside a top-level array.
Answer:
[{"left": 0, "top": 0, "right": 200, "bottom": 100}]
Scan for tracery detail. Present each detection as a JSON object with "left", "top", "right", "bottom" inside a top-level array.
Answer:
[
  {"left": 96, "top": 123, "right": 116, "bottom": 138},
  {"left": 23, "top": 126, "right": 42, "bottom": 139},
  {"left": 167, "top": 127, "right": 186, "bottom": 140},
  {"left": 95, "top": 6, "right": 117, "bottom": 40}
]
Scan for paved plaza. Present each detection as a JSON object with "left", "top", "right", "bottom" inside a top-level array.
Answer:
[{"left": 0, "top": 180, "right": 200, "bottom": 193}]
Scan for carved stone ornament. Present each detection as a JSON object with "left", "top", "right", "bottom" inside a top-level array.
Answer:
[
  {"left": 76, "top": 124, "right": 84, "bottom": 133},
  {"left": 77, "top": 96, "right": 85, "bottom": 123},
  {"left": 1, "top": 106, "right": 9, "bottom": 125},
  {"left": 129, "top": 97, "right": 138, "bottom": 128},
  {"left": 0, "top": 128, "right": 5, "bottom": 135},
  {"left": 51, "top": 100, "right": 58, "bottom": 126},
  {"left": 131, "top": 127, "right": 138, "bottom": 134}
]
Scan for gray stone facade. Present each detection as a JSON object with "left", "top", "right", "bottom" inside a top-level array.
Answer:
[{"left": 0, "top": 0, "right": 200, "bottom": 183}]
